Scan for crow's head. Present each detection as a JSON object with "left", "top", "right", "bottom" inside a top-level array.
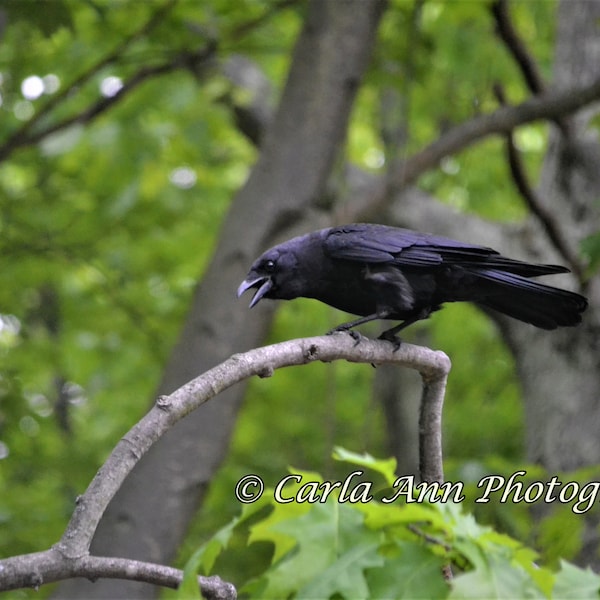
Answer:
[{"left": 237, "top": 245, "right": 302, "bottom": 308}]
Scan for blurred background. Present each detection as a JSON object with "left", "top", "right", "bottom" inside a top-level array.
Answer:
[{"left": 0, "top": 0, "right": 598, "bottom": 597}]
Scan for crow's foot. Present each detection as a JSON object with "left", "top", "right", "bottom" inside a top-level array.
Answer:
[
  {"left": 378, "top": 329, "right": 402, "bottom": 352},
  {"left": 326, "top": 326, "right": 362, "bottom": 347}
]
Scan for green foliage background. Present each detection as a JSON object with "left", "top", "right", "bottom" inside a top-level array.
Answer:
[
  {"left": 1, "top": 0, "right": 597, "bottom": 597},
  {"left": 174, "top": 450, "right": 600, "bottom": 600}
]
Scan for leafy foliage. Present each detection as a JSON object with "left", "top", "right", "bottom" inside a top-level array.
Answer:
[{"left": 180, "top": 450, "right": 600, "bottom": 599}]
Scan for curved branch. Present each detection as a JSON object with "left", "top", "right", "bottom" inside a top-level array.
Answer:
[
  {"left": 342, "top": 75, "right": 600, "bottom": 223},
  {"left": 0, "top": 334, "right": 450, "bottom": 595},
  {"left": 59, "top": 335, "right": 450, "bottom": 557},
  {"left": 392, "top": 75, "right": 600, "bottom": 190},
  {"left": 490, "top": 0, "right": 545, "bottom": 95},
  {"left": 493, "top": 84, "right": 585, "bottom": 279},
  {"left": 0, "top": 550, "right": 234, "bottom": 600},
  {"left": 0, "top": 44, "right": 216, "bottom": 162},
  {"left": 0, "top": 0, "right": 181, "bottom": 163}
]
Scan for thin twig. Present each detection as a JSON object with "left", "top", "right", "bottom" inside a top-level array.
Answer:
[
  {"left": 489, "top": 4, "right": 580, "bottom": 275},
  {"left": 407, "top": 524, "right": 452, "bottom": 552},
  {"left": 493, "top": 84, "right": 584, "bottom": 280},
  {"left": 490, "top": 0, "right": 571, "bottom": 137},
  {"left": 0, "top": 0, "right": 178, "bottom": 157},
  {"left": 0, "top": 550, "right": 235, "bottom": 600},
  {"left": 394, "top": 77, "right": 600, "bottom": 189},
  {"left": 0, "top": 0, "right": 302, "bottom": 164},
  {"left": 491, "top": 0, "right": 544, "bottom": 94},
  {"left": 0, "top": 44, "right": 216, "bottom": 162}
]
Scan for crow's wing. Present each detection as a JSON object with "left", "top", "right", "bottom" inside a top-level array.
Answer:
[
  {"left": 323, "top": 223, "right": 569, "bottom": 275},
  {"left": 324, "top": 224, "right": 494, "bottom": 266}
]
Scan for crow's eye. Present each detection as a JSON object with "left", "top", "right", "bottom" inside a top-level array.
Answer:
[{"left": 264, "top": 259, "right": 276, "bottom": 272}]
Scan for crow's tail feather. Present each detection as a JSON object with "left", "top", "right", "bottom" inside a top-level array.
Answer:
[{"left": 472, "top": 269, "right": 587, "bottom": 330}]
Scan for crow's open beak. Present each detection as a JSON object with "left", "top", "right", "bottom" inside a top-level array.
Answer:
[{"left": 237, "top": 275, "right": 273, "bottom": 308}]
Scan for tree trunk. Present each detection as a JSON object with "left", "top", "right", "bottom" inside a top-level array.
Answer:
[{"left": 54, "top": 2, "right": 385, "bottom": 598}]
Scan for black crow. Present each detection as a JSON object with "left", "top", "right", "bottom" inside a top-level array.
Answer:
[{"left": 237, "top": 223, "right": 588, "bottom": 343}]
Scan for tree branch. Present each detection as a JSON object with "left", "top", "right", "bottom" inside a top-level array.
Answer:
[
  {"left": 0, "top": 0, "right": 300, "bottom": 163},
  {"left": 0, "top": 551, "right": 234, "bottom": 600},
  {"left": 0, "top": 334, "right": 450, "bottom": 595},
  {"left": 418, "top": 362, "right": 448, "bottom": 484},
  {"left": 490, "top": 0, "right": 545, "bottom": 95},
  {"left": 342, "top": 74, "right": 600, "bottom": 222},
  {"left": 0, "top": 43, "right": 216, "bottom": 162},
  {"left": 487, "top": 3, "right": 583, "bottom": 276},
  {"left": 392, "top": 75, "right": 600, "bottom": 190},
  {"left": 490, "top": 0, "right": 572, "bottom": 137},
  {"left": 0, "top": 0, "right": 179, "bottom": 162},
  {"left": 493, "top": 84, "right": 585, "bottom": 279}
]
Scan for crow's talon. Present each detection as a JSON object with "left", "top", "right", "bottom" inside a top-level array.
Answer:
[
  {"left": 326, "top": 326, "right": 361, "bottom": 346},
  {"left": 348, "top": 330, "right": 362, "bottom": 346},
  {"left": 327, "top": 326, "right": 349, "bottom": 335},
  {"left": 378, "top": 330, "right": 402, "bottom": 352}
]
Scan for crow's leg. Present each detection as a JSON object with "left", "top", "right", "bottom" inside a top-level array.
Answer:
[
  {"left": 378, "top": 311, "right": 429, "bottom": 350},
  {"left": 326, "top": 312, "right": 390, "bottom": 346}
]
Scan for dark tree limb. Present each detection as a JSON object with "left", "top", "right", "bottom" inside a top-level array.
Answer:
[
  {"left": 493, "top": 84, "right": 585, "bottom": 280},
  {"left": 488, "top": 2, "right": 582, "bottom": 277},
  {"left": 490, "top": 0, "right": 545, "bottom": 95},
  {"left": 0, "top": 44, "right": 217, "bottom": 162},
  {"left": 340, "top": 74, "right": 600, "bottom": 223},
  {"left": 392, "top": 75, "right": 600, "bottom": 190},
  {"left": 0, "top": 0, "right": 299, "bottom": 163},
  {"left": 0, "top": 334, "right": 450, "bottom": 595},
  {"left": 490, "top": 0, "right": 572, "bottom": 138},
  {"left": 0, "top": 0, "right": 179, "bottom": 162}
]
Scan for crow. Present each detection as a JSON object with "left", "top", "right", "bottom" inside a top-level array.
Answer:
[{"left": 237, "top": 223, "right": 588, "bottom": 344}]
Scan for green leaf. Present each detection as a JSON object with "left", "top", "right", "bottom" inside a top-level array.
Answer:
[
  {"left": 247, "top": 501, "right": 384, "bottom": 598},
  {"left": 361, "top": 498, "right": 445, "bottom": 532},
  {"left": 248, "top": 468, "right": 320, "bottom": 563},
  {"left": 178, "top": 499, "right": 270, "bottom": 598},
  {"left": 449, "top": 551, "right": 546, "bottom": 600},
  {"left": 178, "top": 517, "right": 240, "bottom": 599},
  {"left": 333, "top": 446, "right": 398, "bottom": 487},
  {"left": 581, "top": 231, "right": 600, "bottom": 275},
  {"left": 298, "top": 537, "right": 383, "bottom": 599},
  {"left": 552, "top": 560, "right": 600, "bottom": 599},
  {"left": 367, "top": 541, "right": 449, "bottom": 599},
  {"left": 4, "top": 0, "right": 74, "bottom": 36}
]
